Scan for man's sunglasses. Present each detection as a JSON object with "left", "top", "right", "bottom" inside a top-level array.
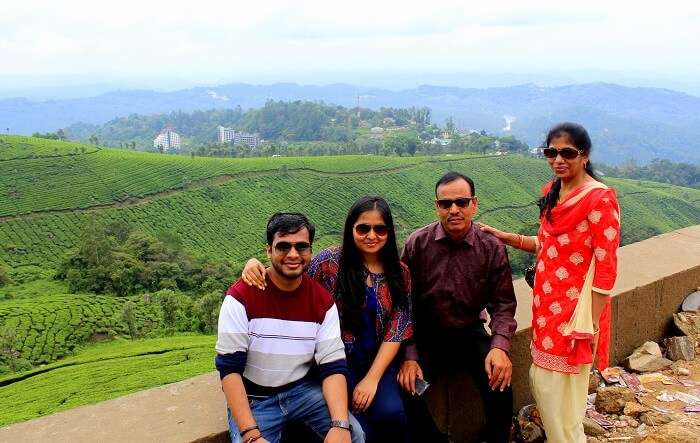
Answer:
[
  {"left": 542, "top": 146, "right": 583, "bottom": 160},
  {"left": 273, "top": 241, "right": 312, "bottom": 254},
  {"left": 354, "top": 223, "right": 389, "bottom": 236},
  {"left": 436, "top": 197, "right": 475, "bottom": 210}
]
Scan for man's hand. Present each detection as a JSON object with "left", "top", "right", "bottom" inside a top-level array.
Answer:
[
  {"left": 352, "top": 376, "right": 378, "bottom": 413},
  {"left": 241, "top": 258, "right": 266, "bottom": 290},
  {"left": 397, "top": 360, "right": 424, "bottom": 394},
  {"left": 484, "top": 348, "right": 512, "bottom": 392},
  {"left": 325, "top": 426, "right": 351, "bottom": 443}
]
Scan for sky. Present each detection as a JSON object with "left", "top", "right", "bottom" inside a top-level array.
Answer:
[{"left": 2, "top": 0, "right": 700, "bottom": 91}]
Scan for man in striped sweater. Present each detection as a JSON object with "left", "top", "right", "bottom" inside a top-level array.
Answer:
[{"left": 215, "top": 213, "right": 364, "bottom": 443}]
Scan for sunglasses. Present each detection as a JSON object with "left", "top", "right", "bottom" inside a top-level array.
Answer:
[
  {"left": 273, "top": 241, "right": 312, "bottom": 254},
  {"left": 436, "top": 197, "right": 475, "bottom": 210},
  {"left": 354, "top": 223, "right": 389, "bottom": 236},
  {"left": 542, "top": 146, "right": 583, "bottom": 160}
]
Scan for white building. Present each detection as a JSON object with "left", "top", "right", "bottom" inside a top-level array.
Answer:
[
  {"left": 153, "top": 128, "right": 180, "bottom": 151},
  {"left": 218, "top": 126, "right": 236, "bottom": 144},
  {"left": 217, "top": 126, "right": 261, "bottom": 149}
]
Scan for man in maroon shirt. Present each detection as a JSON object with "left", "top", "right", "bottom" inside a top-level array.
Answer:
[{"left": 397, "top": 171, "right": 517, "bottom": 443}]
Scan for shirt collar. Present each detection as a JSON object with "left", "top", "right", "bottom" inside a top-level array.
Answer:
[{"left": 434, "top": 221, "right": 476, "bottom": 246}]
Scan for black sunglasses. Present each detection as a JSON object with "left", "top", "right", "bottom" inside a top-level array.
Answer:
[
  {"left": 542, "top": 146, "right": 583, "bottom": 160},
  {"left": 273, "top": 241, "right": 312, "bottom": 254},
  {"left": 354, "top": 223, "right": 389, "bottom": 236},
  {"left": 436, "top": 197, "right": 475, "bottom": 210}
]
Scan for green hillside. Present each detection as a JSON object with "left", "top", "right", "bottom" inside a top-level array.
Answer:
[
  {"left": 0, "top": 335, "right": 215, "bottom": 426},
  {"left": 0, "top": 135, "right": 698, "bottom": 426},
  {"left": 2, "top": 135, "right": 698, "bottom": 272}
]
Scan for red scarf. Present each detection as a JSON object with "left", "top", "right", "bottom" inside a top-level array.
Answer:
[{"left": 540, "top": 180, "right": 618, "bottom": 369}]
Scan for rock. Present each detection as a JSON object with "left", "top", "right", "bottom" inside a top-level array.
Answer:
[
  {"left": 639, "top": 411, "right": 671, "bottom": 426},
  {"left": 588, "top": 371, "right": 602, "bottom": 394},
  {"left": 681, "top": 289, "right": 700, "bottom": 312},
  {"left": 674, "top": 312, "right": 700, "bottom": 340},
  {"left": 623, "top": 401, "right": 650, "bottom": 417},
  {"left": 640, "top": 422, "right": 700, "bottom": 443},
  {"left": 595, "top": 386, "right": 636, "bottom": 414},
  {"left": 625, "top": 341, "right": 673, "bottom": 373},
  {"left": 587, "top": 438, "right": 602, "bottom": 443},
  {"left": 519, "top": 421, "right": 545, "bottom": 443},
  {"left": 663, "top": 336, "right": 696, "bottom": 361},
  {"left": 627, "top": 417, "right": 640, "bottom": 427},
  {"left": 582, "top": 416, "right": 607, "bottom": 436},
  {"left": 675, "top": 366, "right": 691, "bottom": 376},
  {"left": 517, "top": 404, "right": 545, "bottom": 443}
]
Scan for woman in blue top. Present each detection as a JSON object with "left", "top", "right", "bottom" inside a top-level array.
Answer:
[{"left": 242, "top": 196, "right": 412, "bottom": 443}]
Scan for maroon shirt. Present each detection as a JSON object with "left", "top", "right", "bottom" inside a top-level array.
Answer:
[{"left": 401, "top": 221, "right": 517, "bottom": 355}]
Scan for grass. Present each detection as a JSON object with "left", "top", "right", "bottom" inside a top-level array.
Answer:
[
  {"left": 0, "top": 294, "right": 163, "bottom": 366},
  {"left": 0, "top": 335, "right": 215, "bottom": 426},
  {"left": 0, "top": 136, "right": 698, "bottom": 426}
]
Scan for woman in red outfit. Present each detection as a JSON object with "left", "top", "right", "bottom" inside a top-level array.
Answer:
[{"left": 481, "top": 122, "right": 620, "bottom": 442}]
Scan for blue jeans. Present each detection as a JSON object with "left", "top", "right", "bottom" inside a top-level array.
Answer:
[
  {"left": 227, "top": 381, "right": 365, "bottom": 443},
  {"left": 348, "top": 364, "right": 408, "bottom": 443}
]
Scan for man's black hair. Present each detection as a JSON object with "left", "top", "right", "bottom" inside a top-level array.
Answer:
[
  {"left": 435, "top": 171, "right": 476, "bottom": 197},
  {"left": 265, "top": 212, "right": 316, "bottom": 245}
]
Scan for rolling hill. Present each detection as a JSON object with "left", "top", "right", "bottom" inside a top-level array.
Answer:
[
  {"left": 1, "top": 135, "right": 698, "bottom": 271},
  {"left": 0, "top": 135, "right": 698, "bottom": 426},
  {"left": 2, "top": 82, "right": 700, "bottom": 164}
]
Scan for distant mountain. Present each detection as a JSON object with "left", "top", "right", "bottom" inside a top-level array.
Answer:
[{"left": 2, "top": 82, "right": 700, "bottom": 164}]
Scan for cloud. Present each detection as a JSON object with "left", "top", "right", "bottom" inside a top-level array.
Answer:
[{"left": 0, "top": 0, "right": 698, "bottom": 81}]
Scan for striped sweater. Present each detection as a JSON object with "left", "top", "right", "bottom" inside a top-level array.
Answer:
[{"left": 215, "top": 275, "right": 347, "bottom": 396}]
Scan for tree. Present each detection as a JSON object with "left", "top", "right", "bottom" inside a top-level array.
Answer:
[
  {"left": 155, "top": 289, "right": 180, "bottom": 334},
  {"left": 0, "top": 327, "right": 20, "bottom": 372},
  {"left": 121, "top": 301, "right": 138, "bottom": 339},
  {"left": 194, "top": 291, "right": 223, "bottom": 333},
  {"left": 56, "top": 129, "right": 66, "bottom": 141},
  {"left": 445, "top": 116, "right": 456, "bottom": 135}
]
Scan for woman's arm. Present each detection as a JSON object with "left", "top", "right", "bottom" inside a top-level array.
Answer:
[
  {"left": 351, "top": 341, "right": 401, "bottom": 412},
  {"left": 479, "top": 223, "right": 538, "bottom": 253}
]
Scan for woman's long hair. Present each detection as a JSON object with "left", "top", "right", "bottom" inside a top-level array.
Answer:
[
  {"left": 538, "top": 122, "right": 600, "bottom": 220},
  {"left": 336, "top": 196, "right": 408, "bottom": 337}
]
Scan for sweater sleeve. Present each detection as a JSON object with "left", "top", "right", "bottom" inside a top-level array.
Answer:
[
  {"left": 314, "top": 303, "right": 348, "bottom": 380},
  {"left": 214, "top": 294, "right": 249, "bottom": 379},
  {"left": 589, "top": 191, "right": 621, "bottom": 294}
]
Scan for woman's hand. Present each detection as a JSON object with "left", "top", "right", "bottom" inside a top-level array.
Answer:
[
  {"left": 241, "top": 258, "right": 266, "bottom": 290},
  {"left": 352, "top": 376, "right": 379, "bottom": 413},
  {"left": 479, "top": 222, "right": 513, "bottom": 244}
]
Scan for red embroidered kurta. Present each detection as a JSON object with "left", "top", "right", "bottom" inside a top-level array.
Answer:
[{"left": 531, "top": 181, "right": 621, "bottom": 374}]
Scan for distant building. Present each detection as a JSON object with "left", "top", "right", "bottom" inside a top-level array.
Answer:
[
  {"left": 153, "top": 127, "right": 180, "bottom": 151},
  {"left": 217, "top": 126, "right": 236, "bottom": 144},
  {"left": 217, "top": 126, "right": 261, "bottom": 149},
  {"left": 530, "top": 146, "right": 544, "bottom": 158}
]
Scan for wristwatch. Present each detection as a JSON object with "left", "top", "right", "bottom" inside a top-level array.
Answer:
[{"left": 330, "top": 420, "right": 351, "bottom": 431}]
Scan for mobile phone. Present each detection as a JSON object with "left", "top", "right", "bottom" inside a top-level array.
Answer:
[{"left": 415, "top": 378, "right": 430, "bottom": 396}]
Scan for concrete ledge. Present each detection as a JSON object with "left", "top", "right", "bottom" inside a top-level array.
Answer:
[
  {"left": 2, "top": 226, "right": 699, "bottom": 443},
  {"left": 0, "top": 373, "right": 230, "bottom": 443}
]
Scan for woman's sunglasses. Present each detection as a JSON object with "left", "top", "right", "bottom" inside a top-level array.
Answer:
[
  {"left": 273, "top": 241, "right": 312, "bottom": 254},
  {"left": 542, "top": 146, "right": 583, "bottom": 160},
  {"left": 436, "top": 197, "right": 474, "bottom": 210},
  {"left": 354, "top": 223, "right": 389, "bottom": 236}
]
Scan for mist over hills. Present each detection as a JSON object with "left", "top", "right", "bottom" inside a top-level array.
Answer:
[{"left": 2, "top": 82, "right": 700, "bottom": 165}]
